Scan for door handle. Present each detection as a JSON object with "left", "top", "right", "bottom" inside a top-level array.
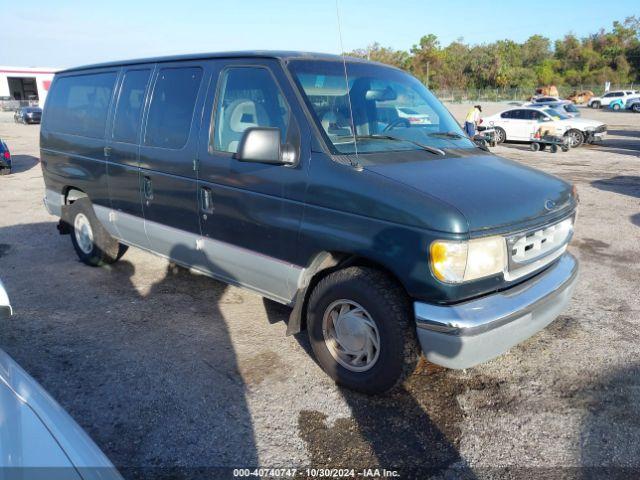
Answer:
[
  {"left": 143, "top": 176, "right": 153, "bottom": 201},
  {"left": 200, "top": 186, "right": 214, "bottom": 214},
  {"left": 104, "top": 146, "right": 112, "bottom": 157}
]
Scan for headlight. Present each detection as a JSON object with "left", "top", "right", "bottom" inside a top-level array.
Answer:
[{"left": 430, "top": 236, "right": 506, "bottom": 283}]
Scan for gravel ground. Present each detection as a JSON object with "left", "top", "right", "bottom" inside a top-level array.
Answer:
[{"left": 0, "top": 104, "right": 639, "bottom": 479}]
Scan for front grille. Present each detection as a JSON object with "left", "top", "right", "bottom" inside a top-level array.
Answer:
[{"left": 506, "top": 216, "right": 574, "bottom": 279}]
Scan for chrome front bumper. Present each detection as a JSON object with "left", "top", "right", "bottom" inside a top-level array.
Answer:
[{"left": 414, "top": 253, "right": 579, "bottom": 369}]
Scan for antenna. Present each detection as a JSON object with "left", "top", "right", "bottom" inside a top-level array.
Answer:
[{"left": 335, "top": 0, "right": 359, "bottom": 161}]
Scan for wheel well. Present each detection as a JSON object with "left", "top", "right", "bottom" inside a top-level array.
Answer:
[
  {"left": 56, "top": 187, "right": 88, "bottom": 235},
  {"left": 63, "top": 187, "right": 87, "bottom": 204},
  {"left": 289, "top": 252, "right": 409, "bottom": 335},
  {"left": 565, "top": 129, "right": 584, "bottom": 138}
]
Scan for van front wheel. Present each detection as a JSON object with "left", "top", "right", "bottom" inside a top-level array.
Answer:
[
  {"left": 68, "top": 198, "right": 128, "bottom": 266},
  {"left": 307, "top": 266, "right": 419, "bottom": 394}
]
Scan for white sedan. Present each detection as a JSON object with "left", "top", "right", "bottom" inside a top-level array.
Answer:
[
  {"left": 482, "top": 107, "right": 607, "bottom": 147},
  {"left": 395, "top": 106, "right": 431, "bottom": 125}
]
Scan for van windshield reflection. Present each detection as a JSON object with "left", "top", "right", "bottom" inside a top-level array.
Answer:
[{"left": 288, "top": 59, "right": 474, "bottom": 155}]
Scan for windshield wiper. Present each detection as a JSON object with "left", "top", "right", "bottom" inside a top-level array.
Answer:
[
  {"left": 427, "top": 131, "right": 464, "bottom": 139},
  {"left": 344, "top": 134, "right": 446, "bottom": 156}
]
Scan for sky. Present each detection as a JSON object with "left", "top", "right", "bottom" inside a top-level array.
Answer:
[{"left": 1, "top": 0, "right": 638, "bottom": 68}]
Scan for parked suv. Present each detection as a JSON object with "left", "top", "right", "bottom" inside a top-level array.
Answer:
[
  {"left": 588, "top": 90, "right": 640, "bottom": 108},
  {"left": 14, "top": 106, "right": 43, "bottom": 124},
  {"left": 0, "top": 139, "right": 11, "bottom": 175},
  {"left": 40, "top": 52, "right": 579, "bottom": 394},
  {"left": 625, "top": 97, "right": 640, "bottom": 113}
]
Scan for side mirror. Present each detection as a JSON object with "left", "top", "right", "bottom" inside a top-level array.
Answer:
[{"left": 235, "top": 127, "right": 296, "bottom": 165}]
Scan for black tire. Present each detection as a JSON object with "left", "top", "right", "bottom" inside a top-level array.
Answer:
[
  {"left": 591, "top": 101, "right": 601, "bottom": 109},
  {"left": 550, "top": 144, "right": 558, "bottom": 153},
  {"left": 307, "top": 266, "right": 419, "bottom": 394},
  {"left": 561, "top": 145, "right": 569, "bottom": 152},
  {"left": 633, "top": 104, "right": 640, "bottom": 113},
  {"left": 476, "top": 138, "right": 488, "bottom": 150},
  {"left": 530, "top": 142, "right": 540, "bottom": 152},
  {"left": 612, "top": 103, "right": 621, "bottom": 111},
  {"left": 494, "top": 127, "right": 506, "bottom": 144},
  {"left": 68, "top": 197, "right": 128, "bottom": 266},
  {"left": 565, "top": 129, "right": 584, "bottom": 148}
]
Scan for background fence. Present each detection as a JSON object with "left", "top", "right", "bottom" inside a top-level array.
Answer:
[
  {"left": 0, "top": 99, "right": 40, "bottom": 111},
  {"left": 433, "top": 84, "right": 638, "bottom": 103}
]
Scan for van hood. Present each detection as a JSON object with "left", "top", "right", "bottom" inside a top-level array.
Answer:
[{"left": 364, "top": 151, "right": 575, "bottom": 233}]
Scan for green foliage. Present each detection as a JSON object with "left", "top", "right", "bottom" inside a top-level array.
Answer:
[{"left": 347, "top": 17, "right": 640, "bottom": 92}]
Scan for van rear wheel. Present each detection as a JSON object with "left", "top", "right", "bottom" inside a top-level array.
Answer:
[
  {"left": 307, "top": 266, "right": 420, "bottom": 394},
  {"left": 68, "top": 198, "right": 128, "bottom": 266}
]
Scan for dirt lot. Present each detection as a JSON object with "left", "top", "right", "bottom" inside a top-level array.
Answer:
[{"left": 0, "top": 104, "right": 639, "bottom": 479}]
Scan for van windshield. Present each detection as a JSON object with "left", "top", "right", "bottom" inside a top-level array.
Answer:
[{"left": 288, "top": 60, "right": 474, "bottom": 154}]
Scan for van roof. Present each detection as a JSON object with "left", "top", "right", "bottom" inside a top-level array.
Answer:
[{"left": 59, "top": 51, "right": 377, "bottom": 74}]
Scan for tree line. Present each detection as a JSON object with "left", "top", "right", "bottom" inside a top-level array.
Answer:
[{"left": 348, "top": 16, "right": 640, "bottom": 92}]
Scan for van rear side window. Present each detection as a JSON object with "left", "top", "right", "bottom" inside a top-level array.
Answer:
[
  {"left": 45, "top": 72, "right": 117, "bottom": 138},
  {"left": 144, "top": 67, "right": 203, "bottom": 149},
  {"left": 112, "top": 69, "right": 151, "bottom": 144}
]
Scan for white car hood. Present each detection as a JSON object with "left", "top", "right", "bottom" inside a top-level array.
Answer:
[
  {"left": 556, "top": 118, "right": 604, "bottom": 130},
  {"left": 0, "top": 379, "right": 79, "bottom": 473},
  {"left": 0, "top": 348, "right": 123, "bottom": 479}
]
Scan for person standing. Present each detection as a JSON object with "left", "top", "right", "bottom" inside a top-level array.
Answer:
[{"left": 464, "top": 104, "right": 482, "bottom": 137}]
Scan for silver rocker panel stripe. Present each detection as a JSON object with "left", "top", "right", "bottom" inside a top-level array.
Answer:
[{"left": 94, "top": 206, "right": 303, "bottom": 305}]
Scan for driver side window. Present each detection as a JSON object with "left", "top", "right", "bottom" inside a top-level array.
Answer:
[{"left": 212, "top": 67, "right": 290, "bottom": 153}]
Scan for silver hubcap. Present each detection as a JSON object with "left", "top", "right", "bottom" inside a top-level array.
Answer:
[
  {"left": 322, "top": 300, "right": 380, "bottom": 372},
  {"left": 74, "top": 213, "right": 94, "bottom": 254},
  {"left": 568, "top": 131, "right": 581, "bottom": 147},
  {"left": 497, "top": 129, "right": 505, "bottom": 143}
]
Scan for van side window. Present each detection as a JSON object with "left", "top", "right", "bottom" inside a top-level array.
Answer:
[
  {"left": 213, "top": 67, "right": 290, "bottom": 153},
  {"left": 112, "top": 69, "right": 150, "bottom": 144},
  {"left": 144, "top": 67, "right": 203, "bottom": 149},
  {"left": 45, "top": 72, "right": 117, "bottom": 138}
]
